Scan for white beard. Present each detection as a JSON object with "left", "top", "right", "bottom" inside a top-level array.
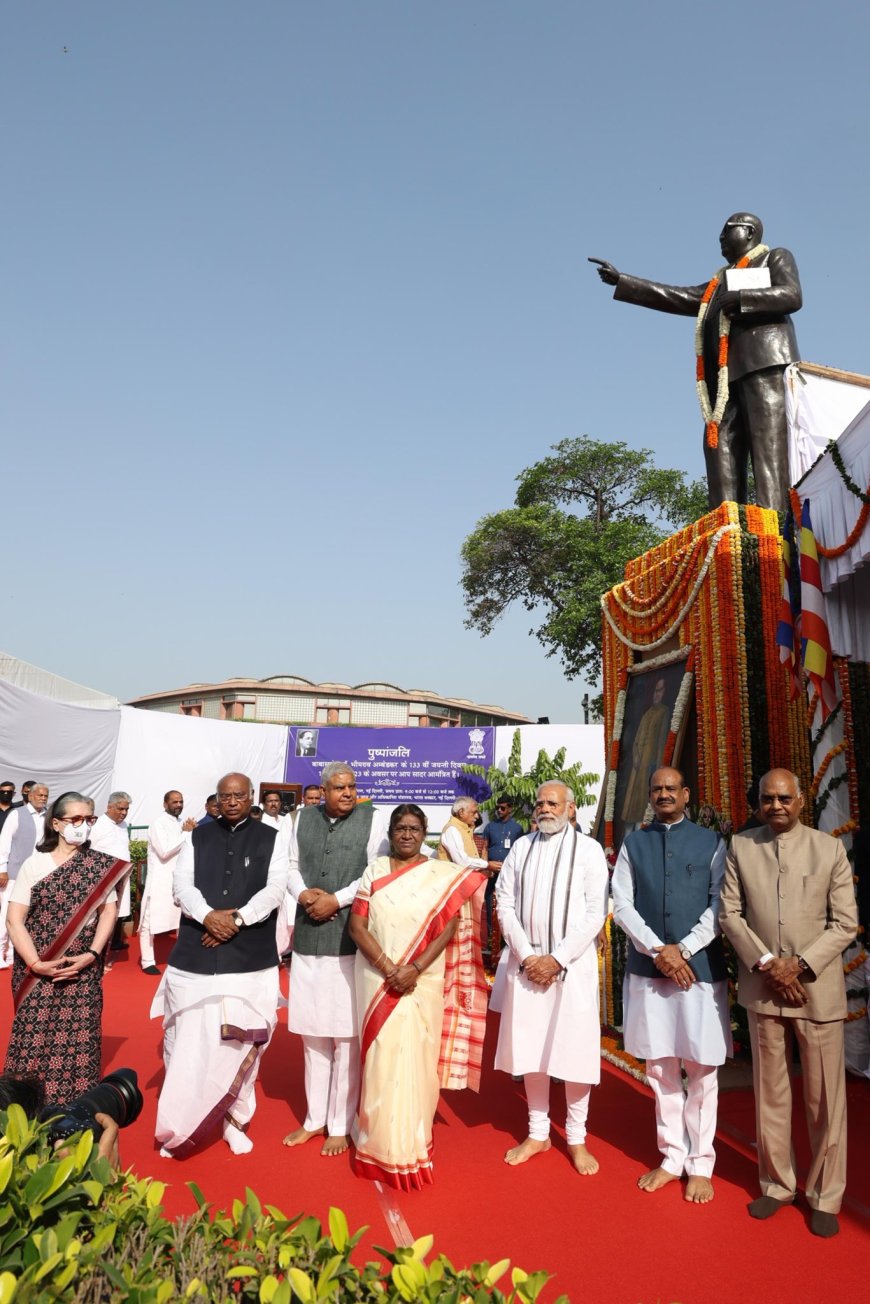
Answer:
[{"left": 536, "top": 813, "right": 569, "bottom": 836}]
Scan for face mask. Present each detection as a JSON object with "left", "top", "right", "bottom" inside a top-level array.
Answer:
[{"left": 60, "top": 822, "right": 90, "bottom": 845}]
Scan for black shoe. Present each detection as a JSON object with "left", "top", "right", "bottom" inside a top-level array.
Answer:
[
  {"left": 141, "top": 965, "right": 161, "bottom": 976},
  {"left": 810, "top": 1210, "right": 839, "bottom": 1238},
  {"left": 110, "top": 941, "right": 130, "bottom": 952},
  {"left": 748, "top": 1195, "right": 792, "bottom": 1220}
]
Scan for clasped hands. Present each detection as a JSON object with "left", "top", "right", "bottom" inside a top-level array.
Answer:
[
  {"left": 653, "top": 944, "right": 695, "bottom": 991},
  {"left": 201, "top": 908, "right": 240, "bottom": 948},
  {"left": 31, "top": 952, "right": 97, "bottom": 982},
  {"left": 758, "top": 956, "right": 808, "bottom": 1007},
  {"left": 521, "top": 954, "right": 562, "bottom": 988},
  {"left": 297, "top": 888, "right": 340, "bottom": 921}
]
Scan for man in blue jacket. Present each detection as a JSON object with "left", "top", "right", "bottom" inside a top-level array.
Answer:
[{"left": 612, "top": 767, "right": 731, "bottom": 1204}]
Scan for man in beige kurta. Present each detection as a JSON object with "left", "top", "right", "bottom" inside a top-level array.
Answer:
[{"left": 719, "top": 769, "right": 857, "bottom": 1237}]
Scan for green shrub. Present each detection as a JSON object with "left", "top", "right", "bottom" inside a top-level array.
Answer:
[{"left": 0, "top": 1108, "right": 565, "bottom": 1302}]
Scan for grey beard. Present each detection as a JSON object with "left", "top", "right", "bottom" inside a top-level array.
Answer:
[{"left": 536, "top": 813, "right": 569, "bottom": 835}]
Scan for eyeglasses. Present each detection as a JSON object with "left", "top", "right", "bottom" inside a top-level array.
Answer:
[
  {"left": 217, "top": 792, "right": 251, "bottom": 802},
  {"left": 59, "top": 815, "right": 99, "bottom": 827},
  {"left": 393, "top": 823, "right": 424, "bottom": 835},
  {"left": 760, "top": 794, "right": 796, "bottom": 806}
]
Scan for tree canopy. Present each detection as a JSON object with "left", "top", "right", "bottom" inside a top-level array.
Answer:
[{"left": 461, "top": 437, "right": 708, "bottom": 683}]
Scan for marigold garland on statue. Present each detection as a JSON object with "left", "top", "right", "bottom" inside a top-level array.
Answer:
[
  {"left": 601, "top": 524, "right": 740, "bottom": 651},
  {"left": 696, "top": 245, "right": 769, "bottom": 448}
]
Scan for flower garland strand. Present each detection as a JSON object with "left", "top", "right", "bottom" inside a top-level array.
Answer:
[
  {"left": 696, "top": 245, "right": 769, "bottom": 448},
  {"left": 789, "top": 487, "right": 870, "bottom": 560},
  {"left": 602, "top": 524, "right": 740, "bottom": 652}
]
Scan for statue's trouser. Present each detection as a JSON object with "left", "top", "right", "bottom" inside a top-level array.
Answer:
[{"left": 704, "top": 366, "right": 790, "bottom": 512}]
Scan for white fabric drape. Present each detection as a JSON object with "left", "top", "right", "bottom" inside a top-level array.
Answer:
[{"left": 785, "top": 364, "right": 870, "bottom": 485}]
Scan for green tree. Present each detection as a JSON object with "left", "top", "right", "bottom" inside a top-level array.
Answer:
[
  {"left": 462, "top": 729, "right": 598, "bottom": 830},
  {"left": 461, "top": 437, "right": 708, "bottom": 683}
]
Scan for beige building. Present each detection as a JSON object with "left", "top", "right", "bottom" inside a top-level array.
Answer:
[{"left": 129, "top": 674, "right": 531, "bottom": 729}]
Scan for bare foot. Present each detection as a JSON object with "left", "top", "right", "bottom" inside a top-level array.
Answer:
[
  {"left": 282, "top": 1126, "right": 325, "bottom": 1148},
  {"left": 568, "top": 1143, "right": 599, "bottom": 1175},
  {"left": 504, "top": 1137, "right": 551, "bottom": 1166},
  {"left": 685, "top": 1175, "right": 714, "bottom": 1204},
  {"left": 322, "top": 1134, "right": 350, "bottom": 1157},
  {"left": 637, "top": 1166, "right": 680, "bottom": 1193}
]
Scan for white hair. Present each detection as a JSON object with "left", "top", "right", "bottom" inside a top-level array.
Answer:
[
  {"left": 536, "top": 780, "right": 575, "bottom": 804},
  {"left": 320, "top": 761, "right": 355, "bottom": 786},
  {"left": 452, "top": 797, "right": 477, "bottom": 816}
]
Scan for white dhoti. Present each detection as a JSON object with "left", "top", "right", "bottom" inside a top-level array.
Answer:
[
  {"left": 624, "top": 974, "right": 731, "bottom": 1176},
  {"left": 289, "top": 952, "right": 359, "bottom": 1135},
  {"left": 152, "top": 965, "right": 280, "bottom": 1155}
]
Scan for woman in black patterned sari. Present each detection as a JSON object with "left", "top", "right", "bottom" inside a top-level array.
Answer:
[{"left": 4, "top": 792, "right": 129, "bottom": 1105}]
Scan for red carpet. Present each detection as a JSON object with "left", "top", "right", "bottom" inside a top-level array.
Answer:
[{"left": 2, "top": 936, "right": 867, "bottom": 1302}]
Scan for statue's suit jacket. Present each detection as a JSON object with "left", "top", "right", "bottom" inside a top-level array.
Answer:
[
  {"left": 614, "top": 247, "right": 802, "bottom": 384},
  {"left": 719, "top": 822, "right": 857, "bottom": 1021}
]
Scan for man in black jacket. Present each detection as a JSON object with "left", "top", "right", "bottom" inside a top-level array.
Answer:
[
  {"left": 153, "top": 772, "right": 287, "bottom": 1158},
  {"left": 592, "top": 214, "right": 802, "bottom": 511}
]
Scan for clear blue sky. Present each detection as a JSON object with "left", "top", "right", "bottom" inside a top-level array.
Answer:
[{"left": 4, "top": 2, "right": 868, "bottom": 721}]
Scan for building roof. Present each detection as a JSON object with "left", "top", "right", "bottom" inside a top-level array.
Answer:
[{"left": 128, "top": 673, "right": 531, "bottom": 721}]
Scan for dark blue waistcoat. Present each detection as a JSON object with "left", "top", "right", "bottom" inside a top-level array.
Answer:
[
  {"left": 169, "top": 817, "right": 278, "bottom": 975},
  {"left": 623, "top": 819, "right": 727, "bottom": 983},
  {"left": 293, "top": 803, "right": 375, "bottom": 957}
]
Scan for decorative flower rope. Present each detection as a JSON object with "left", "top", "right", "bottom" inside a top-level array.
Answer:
[
  {"left": 789, "top": 484, "right": 870, "bottom": 560},
  {"left": 811, "top": 741, "right": 848, "bottom": 799},
  {"left": 601, "top": 525, "right": 740, "bottom": 651},
  {"left": 696, "top": 245, "right": 769, "bottom": 448}
]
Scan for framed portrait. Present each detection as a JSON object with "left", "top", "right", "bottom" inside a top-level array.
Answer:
[{"left": 594, "top": 647, "right": 694, "bottom": 856}]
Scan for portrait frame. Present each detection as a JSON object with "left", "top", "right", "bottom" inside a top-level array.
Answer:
[{"left": 593, "top": 646, "right": 695, "bottom": 857}]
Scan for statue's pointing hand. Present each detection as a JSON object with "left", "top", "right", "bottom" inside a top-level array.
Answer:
[{"left": 588, "top": 257, "right": 619, "bottom": 286}]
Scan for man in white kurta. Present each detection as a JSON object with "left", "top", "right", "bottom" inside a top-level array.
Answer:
[
  {"left": 612, "top": 767, "right": 731, "bottom": 1204},
  {"left": 140, "top": 790, "right": 196, "bottom": 974},
  {"left": 494, "top": 782, "right": 608, "bottom": 1174},
  {"left": 270, "top": 763, "right": 389, "bottom": 1155},
  {"left": 0, "top": 783, "right": 49, "bottom": 968},
  {"left": 90, "top": 791, "right": 133, "bottom": 954}
]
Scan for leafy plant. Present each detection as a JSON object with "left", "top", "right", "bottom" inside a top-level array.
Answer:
[
  {"left": 461, "top": 729, "right": 598, "bottom": 830},
  {"left": 0, "top": 1109, "right": 566, "bottom": 1302}
]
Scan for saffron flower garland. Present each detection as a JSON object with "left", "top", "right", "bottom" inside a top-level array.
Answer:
[{"left": 695, "top": 244, "right": 769, "bottom": 448}]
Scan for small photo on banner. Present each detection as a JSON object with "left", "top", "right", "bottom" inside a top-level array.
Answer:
[{"left": 284, "top": 727, "right": 494, "bottom": 805}]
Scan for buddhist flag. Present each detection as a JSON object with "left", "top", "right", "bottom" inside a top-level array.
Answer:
[
  {"left": 799, "top": 499, "right": 837, "bottom": 719},
  {"left": 776, "top": 523, "right": 802, "bottom": 701}
]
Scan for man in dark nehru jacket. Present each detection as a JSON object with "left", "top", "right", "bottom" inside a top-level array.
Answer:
[
  {"left": 612, "top": 767, "right": 732, "bottom": 1205},
  {"left": 153, "top": 771, "right": 287, "bottom": 1157},
  {"left": 720, "top": 768, "right": 857, "bottom": 1237},
  {"left": 272, "top": 761, "right": 389, "bottom": 1157}
]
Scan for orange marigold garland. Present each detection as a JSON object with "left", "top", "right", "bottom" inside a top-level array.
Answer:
[{"left": 695, "top": 246, "right": 769, "bottom": 449}]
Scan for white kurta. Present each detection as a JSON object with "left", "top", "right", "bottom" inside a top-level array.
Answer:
[
  {"left": 142, "top": 812, "right": 188, "bottom": 935},
  {"left": 494, "top": 825, "right": 608, "bottom": 1083},
  {"left": 89, "top": 814, "right": 132, "bottom": 916},
  {"left": 269, "top": 808, "right": 390, "bottom": 1036},
  {"left": 611, "top": 831, "right": 732, "bottom": 1065}
]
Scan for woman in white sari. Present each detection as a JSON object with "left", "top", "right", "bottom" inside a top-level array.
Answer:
[{"left": 349, "top": 804, "right": 487, "bottom": 1190}]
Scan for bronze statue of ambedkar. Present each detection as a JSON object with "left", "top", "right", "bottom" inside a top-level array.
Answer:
[{"left": 591, "top": 214, "right": 802, "bottom": 512}]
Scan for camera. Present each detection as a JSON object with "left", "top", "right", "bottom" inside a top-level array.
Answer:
[{"left": 42, "top": 1067, "right": 144, "bottom": 1146}]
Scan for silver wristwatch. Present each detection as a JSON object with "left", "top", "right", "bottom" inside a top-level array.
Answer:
[{"left": 232, "top": 911, "right": 245, "bottom": 928}]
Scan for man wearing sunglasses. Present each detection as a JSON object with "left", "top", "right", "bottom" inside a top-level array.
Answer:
[
  {"left": 720, "top": 769, "right": 857, "bottom": 1237},
  {"left": 591, "top": 214, "right": 801, "bottom": 512},
  {"left": 0, "top": 783, "right": 49, "bottom": 968}
]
